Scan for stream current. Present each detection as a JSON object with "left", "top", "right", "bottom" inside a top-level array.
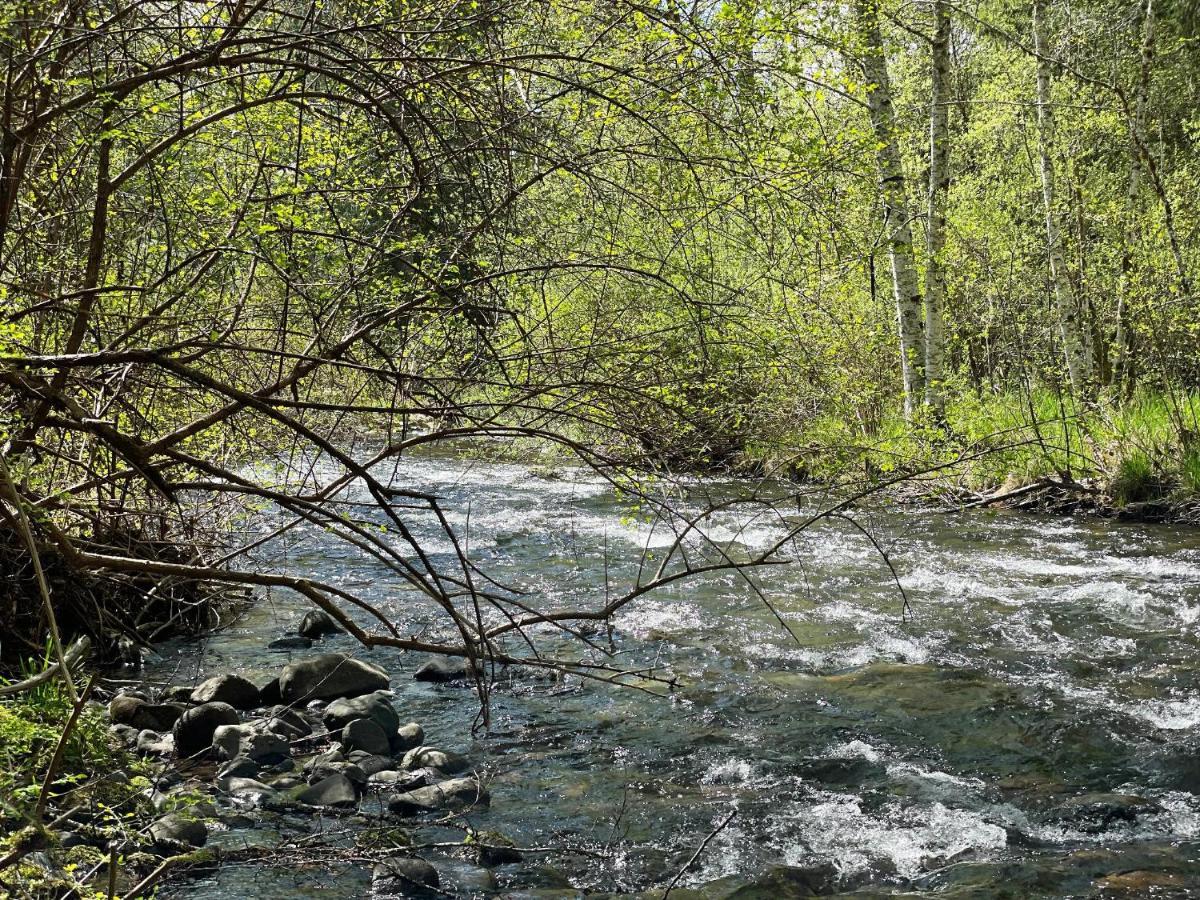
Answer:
[{"left": 151, "top": 454, "right": 1200, "bottom": 898}]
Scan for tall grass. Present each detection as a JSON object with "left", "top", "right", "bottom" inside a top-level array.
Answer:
[{"left": 761, "top": 387, "right": 1200, "bottom": 503}]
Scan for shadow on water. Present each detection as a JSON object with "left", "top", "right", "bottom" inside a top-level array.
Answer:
[{"left": 150, "top": 453, "right": 1200, "bottom": 897}]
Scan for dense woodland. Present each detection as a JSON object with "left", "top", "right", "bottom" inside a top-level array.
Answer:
[
  {"left": 1, "top": 0, "right": 1199, "bottom": 667},
  {"left": 1, "top": 1, "right": 1200, "bottom": 894}
]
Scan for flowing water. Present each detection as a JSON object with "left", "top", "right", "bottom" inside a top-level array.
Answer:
[{"left": 150, "top": 453, "right": 1200, "bottom": 898}]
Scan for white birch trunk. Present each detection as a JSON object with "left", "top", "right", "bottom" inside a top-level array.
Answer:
[
  {"left": 1032, "top": 0, "right": 1094, "bottom": 396},
  {"left": 925, "top": 0, "right": 951, "bottom": 417},
  {"left": 855, "top": 0, "right": 926, "bottom": 417}
]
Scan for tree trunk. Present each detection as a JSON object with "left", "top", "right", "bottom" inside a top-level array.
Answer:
[
  {"left": 1032, "top": 0, "right": 1094, "bottom": 397},
  {"left": 925, "top": 0, "right": 951, "bottom": 417},
  {"left": 855, "top": 0, "right": 926, "bottom": 418},
  {"left": 1115, "top": 0, "right": 1154, "bottom": 394}
]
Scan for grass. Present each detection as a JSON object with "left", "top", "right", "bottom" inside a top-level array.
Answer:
[{"left": 750, "top": 387, "right": 1200, "bottom": 507}]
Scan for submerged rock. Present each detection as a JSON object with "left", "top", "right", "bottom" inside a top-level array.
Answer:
[
  {"left": 413, "top": 656, "right": 476, "bottom": 683},
  {"left": 268, "top": 636, "right": 314, "bottom": 651},
  {"left": 372, "top": 856, "right": 439, "bottom": 895},
  {"left": 386, "top": 777, "right": 489, "bottom": 816},
  {"left": 299, "top": 609, "right": 343, "bottom": 639},
  {"left": 279, "top": 654, "right": 389, "bottom": 703},
  {"left": 191, "top": 674, "right": 261, "bottom": 710},
  {"left": 173, "top": 702, "right": 240, "bottom": 759}
]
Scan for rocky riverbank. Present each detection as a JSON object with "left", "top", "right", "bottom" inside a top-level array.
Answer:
[{"left": 95, "top": 612, "right": 526, "bottom": 896}]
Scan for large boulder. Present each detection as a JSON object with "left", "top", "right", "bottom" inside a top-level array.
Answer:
[
  {"left": 323, "top": 692, "right": 399, "bottom": 733},
  {"left": 172, "top": 702, "right": 240, "bottom": 759},
  {"left": 386, "top": 777, "right": 489, "bottom": 816},
  {"left": 190, "top": 674, "right": 261, "bottom": 710},
  {"left": 279, "top": 654, "right": 389, "bottom": 703},
  {"left": 298, "top": 610, "right": 343, "bottom": 639}
]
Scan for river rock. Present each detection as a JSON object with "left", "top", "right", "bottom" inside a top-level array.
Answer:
[
  {"left": 434, "top": 857, "right": 499, "bottom": 893},
  {"left": 217, "top": 756, "right": 260, "bottom": 779},
  {"left": 347, "top": 751, "right": 396, "bottom": 777},
  {"left": 279, "top": 654, "right": 389, "bottom": 703},
  {"left": 109, "top": 696, "right": 186, "bottom": 732},
  {"left": 265, "top": 706, "right": 312, "bottom": 740},
  {"left": 342, "top": 718, "right": 391, "bottom": 755},
  {"left": 386, "top": 777, "right": 489, "bottom": 816},
  {"left": 1050, "top": 793, "right": 1159, "bottom": 833},
  {"left": 372, "top": 856, "right": 439, "bottom": 894},
  {"left": 268, "top": 636, "right": 314, "bottom": 651},
  {"left": 323, "top": 692, "right": 399, "bottom": 733},
  {"left": 473, "top": 829, "right": 522, "bottom": 866},
  {"left": 258, "top": 677, "right": 282, "bottom": 707},
  {"left": 191, "top": 673, "right": 261, "bottom": 710},
  {"left": 160, "top": 685, "right": 195, "bottom": 703},
  {"left": 109, "top": 723, "right": 139, "bottom": 746},
  {"left": 294, "top": 773, "right": 358, "bottom": 807},
  {"left": 392, "top": 722, "right": 424, "bottom": 753},
  {"left": 218, "top": 776, "right": 280, "bottom": 807},
  {"left": 413, "top": 656, "right": 476, "bottom": 683},
  {"left": 212, "top": 724, "right": 289, "bottom": 764},
  {"left": 149, "top": 813, "right": 207, "bottom": 852},
  {"left": 401, "top": 746, "right": 469, "bottom": 774},
  {"left": 136, "top": 729, "right": 175, "bottom": 757},
  {"left": 173, "top": 701, "right": 241, "bottom": 759},
  {"left": 299, "top": 609, "right": 343, "bottom": 639}
]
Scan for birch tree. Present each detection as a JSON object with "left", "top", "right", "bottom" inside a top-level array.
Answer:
[
  {"left": 854, "top": 0, "right": 926, "bottom": 417},
  {"left": 1114, "top": 0, "right": 1154, "bottom": 393},
  {"left": 1032, "top": 0, "right": 1095, "bottom": 396},
  {"left": 925, "top": 0, "right": 951, "bottom": 417}
]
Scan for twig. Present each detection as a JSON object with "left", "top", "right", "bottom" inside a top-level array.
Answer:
[{"left": 662, "top": 808, "right": 737, "bottom": 898}]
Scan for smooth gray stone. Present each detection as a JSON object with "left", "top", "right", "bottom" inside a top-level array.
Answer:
[
  {"left": 298, "top": 609, "right": 343, "bottom": 639},
  {"left": 413, "top": 656, "right": 476, "bottom": 683},
  {"left": 392, "top": 722, "right": 424, "bottom": 753},
  {"left": 294, "top": 773, "right": 358, "bottom": 808},
  {"left": 342, "top": 718, "right": 391, "bottom": 755},
  {"left": 386, "top": 777, "right": 488, "bottom": 816},
  {"left": 149, "top": 813, "right": 207, "bottom": 851},
  {"left": 173, "top": 702, "right": 240, "bottom": 758},
  {"left": 400, "top": 746, "right": 469, "bottom": 774},
  {"left": 279, "top": 654, "right": 388, "bottom": 703},
  {"left": 190, "top": 673, "right": 261, "bottom": 710},
  {"left": 323, "top": 692, "right": 399, "bottom": 733}
]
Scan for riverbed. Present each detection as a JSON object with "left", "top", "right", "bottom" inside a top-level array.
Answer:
[{"left": 149, "top": 454, "right": 1200, "bottom": 897}]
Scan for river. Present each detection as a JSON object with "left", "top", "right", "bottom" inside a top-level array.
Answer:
[{"left": 149, "top": 453, "right": 1200, "bottom": 898}]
